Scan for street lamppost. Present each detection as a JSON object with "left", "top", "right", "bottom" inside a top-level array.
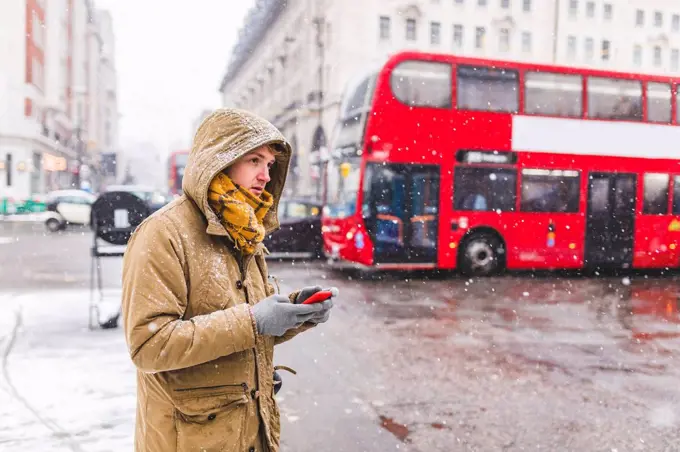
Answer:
[
  {"left": 71, "top": 87, "right": 88, "bottom": 190},
  {"left": 312, "top": 15, "right": 327, "bottom": 203}
]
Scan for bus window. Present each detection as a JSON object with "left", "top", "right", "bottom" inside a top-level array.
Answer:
[
  {"left": 457, "top": 65, "right": 519, "bottom": 113},
  {"left": 524, "top": 72, "right": 582, "bottom": 117},
  {"left": 673, "top": 176, "right": 680, "bottom": 214},
  {"left": 587, "top": 77, "right": 642, "bottom": 121},
  {"left": 390, "top": 60, "right": 452, "bottom": 108},
  {"left": 643, "top": 173, "right": 669, "bottom": 215},
  {"left": 454, "top": 167, "right": 517, "bottom": 212},
  {"left": 647, "top": 82, "right": 672, "bottom": 124},
  {"left": 520, "top": 169, "right": 580, "bottom": 213}
]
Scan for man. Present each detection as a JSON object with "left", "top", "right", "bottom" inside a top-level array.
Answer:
[{"left": 121, "top": 108, "right": 334, "bottom": 452}]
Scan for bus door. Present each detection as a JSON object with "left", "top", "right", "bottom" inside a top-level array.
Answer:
[
  {"left": 364, "top": 163, "right": 440, "bottom": 265},
  {"left": 585, "top": 172, "right": 636, "bottom": 268}
]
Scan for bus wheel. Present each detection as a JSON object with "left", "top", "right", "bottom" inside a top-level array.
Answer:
[{"left": 460, "top": 233, "right": 504, "bottom": 276}]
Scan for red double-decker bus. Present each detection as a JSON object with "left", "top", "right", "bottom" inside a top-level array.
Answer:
[
  {"left": 168, "top": 150, "right": 189, "bottom": 196},
  {"left": 322, "top": 51, "right": 680, "bottom": 275}
]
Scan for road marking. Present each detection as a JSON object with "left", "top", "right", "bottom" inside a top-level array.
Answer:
[{"left": 0, "top": 237, "right": 15, "bottom": 245}]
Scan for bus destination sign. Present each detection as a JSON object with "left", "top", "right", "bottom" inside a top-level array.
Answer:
[{"left": 456, "top": 150, "right": 517, "bottom": 165}]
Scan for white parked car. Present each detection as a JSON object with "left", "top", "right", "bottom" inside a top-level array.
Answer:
[{"left": 44, "top": 189, "right": 96, "bottom": 232}]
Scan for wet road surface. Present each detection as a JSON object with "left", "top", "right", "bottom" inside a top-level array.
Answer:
[
  {"left": 271, "top": 264, "right": 680, "bottom": 451},
  {"left": 1, "top": 222, "right": 679, "bottom": 451}
]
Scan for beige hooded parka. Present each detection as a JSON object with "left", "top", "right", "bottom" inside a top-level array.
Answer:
[{"left": 121, "top": 109, "right": 314, "bottom": 452}]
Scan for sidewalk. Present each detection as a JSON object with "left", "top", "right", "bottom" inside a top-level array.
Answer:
[
  {"left": 0, "top": 287, "right": 409, "bottom": 452},
  {"left": 0, "top": 290, "right": 135, "bottom": 451}
]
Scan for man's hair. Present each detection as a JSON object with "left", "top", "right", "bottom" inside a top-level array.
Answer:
[{"left": 266, "top": 144, "right": 286, "bottom": 165}]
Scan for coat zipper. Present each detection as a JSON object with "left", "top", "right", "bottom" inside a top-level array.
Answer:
[{"left": 238, "top": 253, "right": 271, "bottom": 446}]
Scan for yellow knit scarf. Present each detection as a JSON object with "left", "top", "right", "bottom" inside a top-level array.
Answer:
[{"left": 208, "top": 173, "right": 273, "bottom": 255}]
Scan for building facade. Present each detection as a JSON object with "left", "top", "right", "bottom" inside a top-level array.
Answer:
[
  {"left": 0, "top": 0, "right": 119, "bottom": 203},
  {"left": 219, "top": 0, "right": 680, "bottom": 199}
]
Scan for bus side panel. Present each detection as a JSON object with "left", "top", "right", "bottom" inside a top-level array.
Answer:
[
  {"left": 437, "top": 162, "right": 456, "bottom": 269},
  {"left": 445, "top": 213, "right": 585, "bottom": 271},
  {"left": 504, "top": 213, "right": 585, "bottom": 270},
  {"left": 633, "top": 215, "right": 680, "bottom": 269}
]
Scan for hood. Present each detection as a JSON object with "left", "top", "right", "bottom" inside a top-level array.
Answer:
[{"left": 182, "top": 108, "right": 292, "bottom": 236}]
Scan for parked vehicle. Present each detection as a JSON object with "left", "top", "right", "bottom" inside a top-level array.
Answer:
[
  {"left": 264, "top": 199, "right": 323, "bottom": 259},
  {"left": 103, "top": 185, "right": 170, "bottom": 213},
  {"left": 44, "top": 190, "right": 96, "bottom": 232}
]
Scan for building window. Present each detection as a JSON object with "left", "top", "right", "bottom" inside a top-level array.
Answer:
[
  {"left": 567, "top": 35, "right": 576, "bottom": 59},
  {"left": 475, "top": 27, "right": 486, "bottom": 49},
  {"left": 601, "top": 40, "right": 611, "bottom": 61},
  {"left": 603, "top": 3, "right": 612, "bottom": 20},
  {"left": 453, "top": 24, "right": 464, "bottom": 49},
  {"left": 585, "top": 37, "right": 594, "bottom": 60},
  {"left": 406, "top": 18, "right": 417, "bottom": 40},
  {"left": 32, "top": 56, "right": 43, "bottom": 91},
  {"left": 379, "top": 16, "right": 391, "bottom": 40},
  {"left": 522, "top": 31, "right": 532, "bottom": 52},
  {"left": 501, "top": 0, "right": 510, "bottom": 9},
  {"left": 673, "top": 14, "right": 680, "bottom": 31},
  {"left": 32, "top": 10, "right": 44, "bottom": 49},
  {"left": 672, "top": 49, "right": 679, "bottom": 71},
  {"left": 523, "top": 0, "right": 531, "bottom": 12},
  {"left": 569, "top": 0, "right": 578, "bottom": 19},
  {"left": 654, "top": 46, "right": 662, "bottom": 67},
  {"left": 636, "top": 10, "right": 644, "bottom": 27},
  {"left": 633, "top": 45, "right": 642, "bottom": 66},
  {"left": 499, "top": 28, "right": 510, "bottom": 52},
  {"left": 586, "top": 1, "right": 594, "bottom": 18},
  {"left": 655, "top": 11, "right": 663, "bottom": 27},
  {"left": 478, "top": 0, "right": 487, "bottom": 5},
  {"left": 430, "top": 21, "right": 441, "bottom": 45},
  {"left": 455, "top": 0, "right": 464, "bottom": 4}
]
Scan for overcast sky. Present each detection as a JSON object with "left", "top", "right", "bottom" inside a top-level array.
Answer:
[{"left": 94, "top": 1, "right": 254, "bottom": 155}]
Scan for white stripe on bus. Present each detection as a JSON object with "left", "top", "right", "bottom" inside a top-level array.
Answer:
[{"left": 512, "top": 115, "right": 680, "bottom": 160}]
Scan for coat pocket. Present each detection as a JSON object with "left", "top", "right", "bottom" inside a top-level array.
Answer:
[{"left": 173, "top": 385, "right": 249, "bottom": 452}]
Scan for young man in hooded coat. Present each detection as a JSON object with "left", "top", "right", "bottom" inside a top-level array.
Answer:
[{"left": 121, "top": 108, "right": 334, "bottom": 452}]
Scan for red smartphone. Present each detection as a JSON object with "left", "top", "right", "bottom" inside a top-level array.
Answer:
[{"left": 301, "top": 287, "right": 339, "bottom": 304}]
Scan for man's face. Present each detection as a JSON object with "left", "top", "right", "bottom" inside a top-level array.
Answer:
[{"left": 224, "top": 145, "right": 276, "bottom": 197}]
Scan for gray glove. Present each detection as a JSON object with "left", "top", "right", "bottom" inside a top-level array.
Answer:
[
  {"left": 296, "top": 286, "right": 335, "bottom": 324},
  {"left": 250, "top": 294, "right": 324, "bottom": 337}
]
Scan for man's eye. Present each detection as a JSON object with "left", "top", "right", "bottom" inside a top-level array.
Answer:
[{"left": 250, "top": 158, "right": 259, "bottom": 164}]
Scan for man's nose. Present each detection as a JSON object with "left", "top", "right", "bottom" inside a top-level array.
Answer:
[{"left": 258, "top": 167, "right": 271, "bottom": 183}]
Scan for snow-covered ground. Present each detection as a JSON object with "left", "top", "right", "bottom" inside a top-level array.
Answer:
[{"left": 0, "top": 290, "right": 135, "bottom": 451}]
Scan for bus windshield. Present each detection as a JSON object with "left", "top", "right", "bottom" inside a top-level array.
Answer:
[
  {"left": 324, "top": 157, "right": 362, "bottom": 218},
  {"left": 333, "top": 70, "right": 377, "bottom": 153}
]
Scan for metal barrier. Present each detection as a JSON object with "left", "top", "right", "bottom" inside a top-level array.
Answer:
[{"left": 89, "top": 191, "right": 150, "bottom": 329}]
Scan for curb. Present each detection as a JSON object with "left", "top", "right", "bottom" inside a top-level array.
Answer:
[{"left": 0, "top": 214, "right": 48, "bottom": 224}]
